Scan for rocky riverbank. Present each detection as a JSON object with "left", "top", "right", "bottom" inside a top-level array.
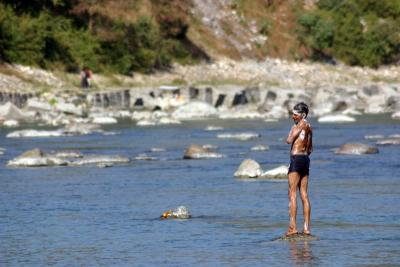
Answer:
[{"left": 1, "top": 59, "right": 400, "bottom": 128}]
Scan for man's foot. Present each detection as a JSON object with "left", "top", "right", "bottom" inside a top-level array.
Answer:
[
  {"left": 302, "top": 230, "right": 311, "bottom": 235},
  {"left": 284, "top": 230, "right": 298, "bottom": 236}
]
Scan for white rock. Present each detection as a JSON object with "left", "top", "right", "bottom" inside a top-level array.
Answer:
[
  {"left": 392, "top": 111, "right": 400, "bottom": 120},
  {"left": 62, "top": 123, "right": 102, "bottom": 135},
  {"left": 342, "top": 109, "right": 362, "bottom": 115},
  {"left": 3, "top": 119, "right": 19, "bottom": 127},
  {"left": 376, "top": 138, "right": 400, "bottom": 145},
  {"left": 92, "top": 117, "right": 118, "bottom": 124},
  {"left": 70, "top": 155, "right": 130, "bottom": 166},
  {"left": 55, "top": 102, "right": 83, "bottom": 116},
  {"left": 218, "top": 110, "right": 264, "bottom": 119},
  {"left": 251, "top": 144, "right": 269, "bottom": 151},
  {"left": 365, "top": 134, "right": 384, "bottom": 140},
  {"left": 172, "top": 101, "right": 217, "bottom": 120},
  {"left": 234, "top": 159, "right": 263, "bottom": 178},
  {"left": 150, "top": 147, "right": 166, "bottom": 152},
  {"left": 261, "top": 165, "right": 288, "bottom": 179},
  {"left": 26, "top": 98, "right": 52, "bottom": 112},
  {"left": 53, "top": 151, "right": 83, "bottom": 158},
  {"left": 172, "top": 206, "right": 191, "bottom": 219},
  {"left": 135, "top": 154, "right": 157, "bottom": 161},
  {"left": 7, "top": 129, "right": 64, "bottom": 138},
  {"left": 187, "top": 152, "right": 225, "bottom": 159},
  {"left": 318, "top": 114, "right": 356, "bottom": 123},
  {"left": 161, "top": 206, "right": 191, "bottom": 219},
  {"left": 0, "top": 102, "right": 31, "bottom": 121},
  {"left": 131, "top": 111, "right": 152, "bottom": 121},
  {"left": 158, "top": 117, "right": 181, "bottom": 125},
  {"left": 217, "top": 132, "right": 260, "bottom": 141},
  {"left": 204, "top": 125, "right": 224, "bottom": 131},
  {"left": 137, "top": 119, "right": 157, "bottom": 126},
  {"left": 8, "top": 157, "right": 68, "bottom": 167},
  {"left": 7, "top": 149, "right": 68, "bottom": 167}
]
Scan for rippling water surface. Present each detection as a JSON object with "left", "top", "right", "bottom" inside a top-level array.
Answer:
[{"left": 1, "top": 115, "right": 400, "bottom": 266}]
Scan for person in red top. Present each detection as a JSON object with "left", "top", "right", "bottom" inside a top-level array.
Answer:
[{"left": 81, "top": 67, "right": 92, "bottom": 89}]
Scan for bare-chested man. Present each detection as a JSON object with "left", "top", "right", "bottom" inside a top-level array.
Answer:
[{"left": 286, "top": 102, "right": 313, "bottom": 236}]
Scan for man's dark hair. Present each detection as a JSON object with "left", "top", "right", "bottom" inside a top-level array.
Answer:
[{"left": 293, "top": 102, "right": 309, "bottom": 118}]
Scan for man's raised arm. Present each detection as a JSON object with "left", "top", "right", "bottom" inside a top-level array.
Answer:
[{"left": 286, "top": 124, "right": 302, "bottom": 144}]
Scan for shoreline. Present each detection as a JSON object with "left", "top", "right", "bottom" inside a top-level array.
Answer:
[{"left": 1, "top": 59, "right": 400, "bottom": 127}]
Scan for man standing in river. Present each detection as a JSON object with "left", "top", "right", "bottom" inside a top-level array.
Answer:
[{"left": 286, "top": 102, "right": 313, "bottom": 236}]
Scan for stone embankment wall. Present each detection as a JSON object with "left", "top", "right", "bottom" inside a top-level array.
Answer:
[
  {"left": 0, "top": 91, "right": 34, "bottom": 108},
  {"left": 3, "top": 82, "right": 399, "bottom": 116}
]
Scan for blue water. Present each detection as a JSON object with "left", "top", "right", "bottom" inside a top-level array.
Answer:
[{"left": 1, "top": 115, "right": 400, "bottom": 266}]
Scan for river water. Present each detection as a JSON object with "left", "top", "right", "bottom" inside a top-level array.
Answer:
[{"left": 1, "top": 115, "right": 399, "bottom": 266}]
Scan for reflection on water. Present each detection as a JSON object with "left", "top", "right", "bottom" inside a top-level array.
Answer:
[{"left": 289, "top": 241, "right": 315, "bottom": 266}]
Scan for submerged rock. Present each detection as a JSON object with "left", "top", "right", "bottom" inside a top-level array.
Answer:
[
  {"left": 335, "top": 143, "right": 379, "bottom": 155},
  {"left": 135, "top": 153, "right": 157, "bottom": 161},
  {"left": 261, "top": 165, "right": 288, "bottom": 179},
  {"left": 6, "top": 129, "right": 64, "bottom": 138},
  {"left": 7, "top": 148, "right": 68, "bottom": 167},
  {"left": 364, "top": 134, "right": 385, "bottom": 140},
  {"left": 251, "top": 144, "right": 269, "bottom": 151},
  {"left": 376, "top": 138, "right": 400, "bottom": 145},
  {"left": 160, "top": 206, "right": 191, "bottom": 220},
  {"left": 150, "top": 147, "right": 166, "bottom": 152},
  {"left": 318, "top": 114, "right": 356, "bottom": 123},
  {"left": 234, "top": 159, "right": 263, "bottom": 178},
  {"left": 183, "top": 144, "right": 224, "bottom": 159},
  {"left": 70, "top": 155, "right": 130, "bottom": 166},
  {"left": 217, "top": 132, "right": 261, "bottom": 141},
  {"left": 272, "top": 233, "right": 318, "bottom": 242},
  {"left": 204, "top": 125, "right": 224, "bottom": 131}
]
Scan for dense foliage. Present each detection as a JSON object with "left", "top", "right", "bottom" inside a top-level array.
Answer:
[
  {"left": 297, "top": 0, "right": 400, "bottom": 67},
  {"left": 0, "top": 0, "right": 199, "bottom": 74}
]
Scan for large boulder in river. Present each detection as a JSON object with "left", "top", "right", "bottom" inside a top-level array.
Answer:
[
  {"left": 261, "top": 165, "right": 288, "bottom": 179},
  {"left": 335, "top": 143, "right": 379, "bottom": 155},
  {"left": 7, "top": 148, "right": 68, "bottom": 167},
  {"left": 234, "top": 159, "right": 263, "bottom": 178}
]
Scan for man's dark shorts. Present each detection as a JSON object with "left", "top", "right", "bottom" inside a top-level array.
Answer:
[{"left": 288, "top": 155, "right": 310, "bottom": 177}]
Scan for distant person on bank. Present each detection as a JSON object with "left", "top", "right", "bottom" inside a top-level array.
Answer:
[
  {"left": 81, "top": 67, "right": 92, "bottom": 89},
  {"left": 286, "top": 102, "right": 313, "bottom": 236}
]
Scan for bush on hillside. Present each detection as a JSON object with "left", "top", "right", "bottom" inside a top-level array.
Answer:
[{"left": 297, "top": 0, "right": 400, "bottom": 67}]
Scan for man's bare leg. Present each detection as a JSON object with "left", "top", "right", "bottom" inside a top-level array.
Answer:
[
  {"left": 287, "top": 172, "right": 300, "bottom": 235},
  {"left": 299, "top": 175, "right": 311, "bottom": 234}
]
